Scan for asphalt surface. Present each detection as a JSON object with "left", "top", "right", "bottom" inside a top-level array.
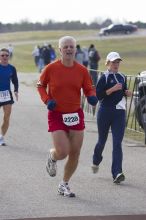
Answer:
[{"left": 0, "top": 73, "right": 146, "bottom": 220}]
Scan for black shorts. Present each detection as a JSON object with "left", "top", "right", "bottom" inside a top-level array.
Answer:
[{"left": 0, "top": 91, "right": 14, "bottom": 107}]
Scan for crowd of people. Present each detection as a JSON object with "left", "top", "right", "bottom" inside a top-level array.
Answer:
[
  {"left": 0, "top": 35, "right": 132, "bottom": 198},
  {"left": 32, "top": 43, "right": 100, "bottom": 86},
  {"left": 32, "top": 44, "right": 56, "bottom": 73}
]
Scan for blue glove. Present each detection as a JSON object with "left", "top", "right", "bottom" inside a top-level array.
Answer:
[
  {"left": 47, "top": 100, "right": 56, "bottom": 110},
  {"left": 87, "top": 96, "right": 98, "bottom": 106}
]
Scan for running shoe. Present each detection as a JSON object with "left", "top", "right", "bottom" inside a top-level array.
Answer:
[
  {"left": 58, "top": 183, "right": 75, "bottom": 197},
  {"left": 91, "top": 164, "right": 99, "bottom": 173},
  {"left": 46, "top": 151, "right": 57, "bottom": 177},
  {"left": 113, "top": 173, "right": 125, "bottom": 184},
  {"left": 0, "top": 136, "right": 6, "bottom": 146}
]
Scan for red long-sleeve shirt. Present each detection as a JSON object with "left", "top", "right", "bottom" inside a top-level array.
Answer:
[{"left": 37, "top": 60, "right": 96, "bottom": 113}]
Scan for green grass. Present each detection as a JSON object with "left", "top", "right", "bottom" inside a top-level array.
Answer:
[
  {"left": 125, "top": 128, "right": 145, "bottom": 143},
  {"left": 0, "top": 30, "right": 97, "bottom": 43},
  {"left": 1, "top": 30, "right": 146, "bottom": 74},
  {"left": 95, "top": 37, "right": 146, "bottom": 74}
]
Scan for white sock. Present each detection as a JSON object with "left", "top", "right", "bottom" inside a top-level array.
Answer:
[
  {"left": 50, "top": 149, "right": 56, "bottom": 161},
  {"left": 62, "top": 181, "right": 68, "bottom": 185}
]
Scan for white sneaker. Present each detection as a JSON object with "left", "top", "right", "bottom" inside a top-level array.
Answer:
[
  {"left": 91, "top": 164, "right": 99, "bottom": 173},
  {"left": 46, "top": 151, "right": 57, "bottom": 177},
  {"left": 0, "top": 136, "right": 6, "bottom": 146},
  {"left": 58, "top": 183, "right": 75, "bottom": 197}
]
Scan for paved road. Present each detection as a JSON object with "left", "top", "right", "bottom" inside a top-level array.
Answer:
[{"left": 0, "top": 73, "right": 146, "bottom": 220}]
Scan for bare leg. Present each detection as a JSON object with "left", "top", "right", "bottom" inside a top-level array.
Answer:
[
  {"left": 51, "top": 129, "right": 84, "bottom": 182},
  {"left": 1, "top": 104, "right": 12, "bottom": 136},
  {"left": 51, "top": 130, "right": 71, "bottom": 160},
  {"left": 63, "top": 130, "right": 84, "bottom": 182}
]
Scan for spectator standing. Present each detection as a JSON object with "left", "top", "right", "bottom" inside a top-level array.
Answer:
[
  {"left": 32, "top": 45, "right": 40, "bottom": 68},
  {"left": 82, "top": 46, "right": 89, "bottom": 68},
  {"left": 88, "top": 44, "right": 100, "bottom": 86},
  {"left": 42, "top": 44, "right": 51, "bottom": 66},
  {"left": 38, "top": 46, "right": 45, "bottom": 73},
  {"left": 7, "top": 44, "right": 14, "bottom": 59},
  {"left": 48, "top": 44, "right": 56, "bottom": 62},
  {"left": 91, "top": 52, "right": 132, "bottom": 184},
  {"left": 75, "top": 44, "right": 84, "bottom": 65}
]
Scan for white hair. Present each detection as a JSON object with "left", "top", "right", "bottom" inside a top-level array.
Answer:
[{"left": 58, "top": 36, "right": 76, "bottom": 48}]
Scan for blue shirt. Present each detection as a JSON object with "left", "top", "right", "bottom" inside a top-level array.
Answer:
[{"left": 0, "top": 64, "right": 18, "bottom": 92}]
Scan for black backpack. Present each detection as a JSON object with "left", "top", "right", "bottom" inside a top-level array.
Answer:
[{"left": 89, "top": 50, "right": 100, "bottom": 62}]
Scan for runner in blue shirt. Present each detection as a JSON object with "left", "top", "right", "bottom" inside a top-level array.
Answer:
[{"left": 0, "top": 48, "right": 19, "bottom": 146}]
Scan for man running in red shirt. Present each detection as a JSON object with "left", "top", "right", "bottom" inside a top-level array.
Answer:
[{"left": 37, "top": 36, "right": 98, "bottom": 197}]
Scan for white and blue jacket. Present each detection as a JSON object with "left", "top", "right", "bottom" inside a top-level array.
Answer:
[{"left": 96, "top": 70, "right": 127, "bottom": 108}]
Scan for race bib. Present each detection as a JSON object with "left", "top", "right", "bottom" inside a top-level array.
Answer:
[
  {"left": 116, "top": 97, "right": 126, "bottom": 110},
  {"left": 62, "top": 113, "right": 80, "bottom": 126},
  {"left": 0, "top": 90, "right": 11, "bottom": 102}
]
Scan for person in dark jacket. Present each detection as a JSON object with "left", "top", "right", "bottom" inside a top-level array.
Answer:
[
  {"left": 91, "top": 52, "right": 132, "bottom": 184},
  {"left": 48, "top": 44, "right": 56, "bottom": 62},
  {"left": 88, "top": 44, "right": 100, "bottom": 86},
  {"left": 42, "top": 44, "right": 51, "bottom": 65}
]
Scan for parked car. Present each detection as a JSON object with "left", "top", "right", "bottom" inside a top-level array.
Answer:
[{"left": 99, "top": 24, "right": 138, "bottom": 36}]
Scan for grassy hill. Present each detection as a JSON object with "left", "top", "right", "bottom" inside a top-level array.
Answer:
[{"left": 0, "top": 30, "right": 146, "bottom": 75}]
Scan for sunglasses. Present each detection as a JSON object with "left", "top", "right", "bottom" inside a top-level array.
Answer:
[{"left": 0, "top": 54, "right": 9, "bottom": 57}]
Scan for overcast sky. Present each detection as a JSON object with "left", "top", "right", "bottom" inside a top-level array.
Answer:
[{"left": 0, "top": 0, "right": 146, "bottom": 24}]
